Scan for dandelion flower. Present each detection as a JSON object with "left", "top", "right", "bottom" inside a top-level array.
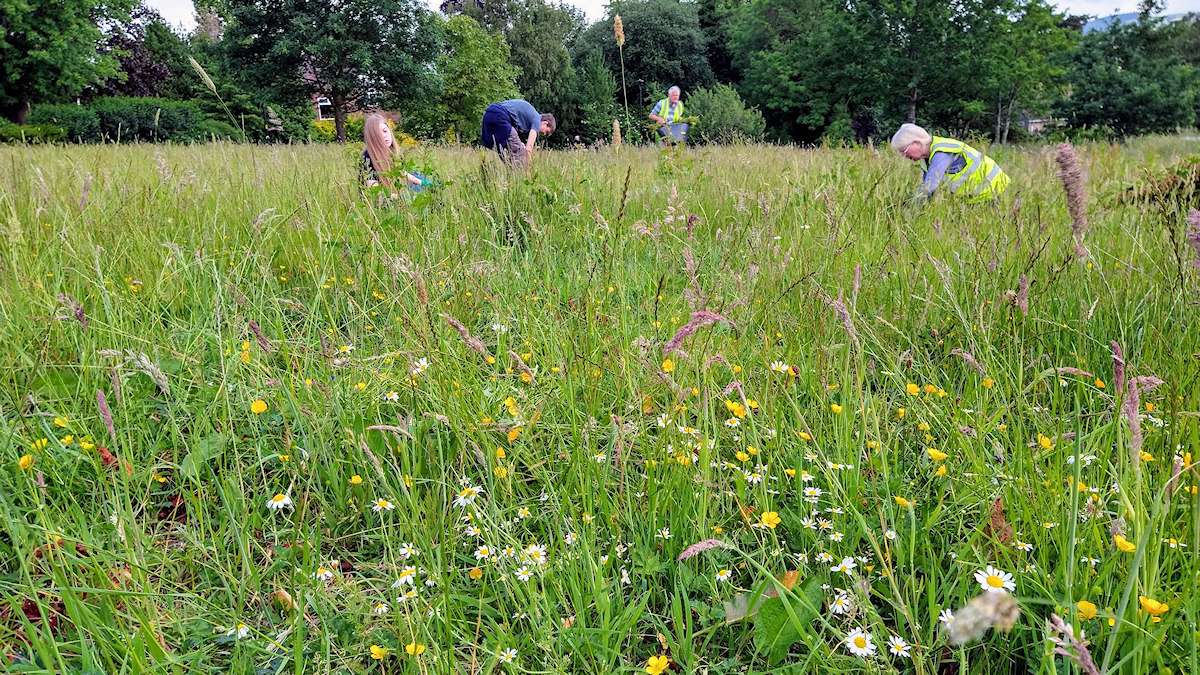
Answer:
[
  {"left": 886, "top": 635, "right": 911, "bottom": 658},
  {"left": 845, "top": 628, "right": 876, "bottom": 657},
  {"left": 266, "top": 493, "right": 293, "bottom": 511},
  {"left": 250, "top": 400, "right": 268, "bottom": 414},
  {"left": 974, "top": 565, "right": 1015, "bottom": 594}
]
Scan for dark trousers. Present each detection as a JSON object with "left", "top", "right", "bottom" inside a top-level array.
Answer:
[
  {"left": 481, "top": 104, "right": 512, "bottom": 151},
  {"left": 481, "top": 104, "right": 528, "bottom": 166}
]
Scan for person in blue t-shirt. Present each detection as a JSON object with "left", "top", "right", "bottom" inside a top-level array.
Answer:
[{"left": 480, "top": 99, "right": 555, "bottom": 168}]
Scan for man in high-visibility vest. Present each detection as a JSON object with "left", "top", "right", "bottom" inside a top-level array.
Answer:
[
  {"left": 649, "top": 86, "right": 685, "bottom": 140},
  {"left": 891, "top": 123, "right": 1010, "bottom": 203}
]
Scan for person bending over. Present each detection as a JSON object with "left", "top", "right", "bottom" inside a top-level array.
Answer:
[
  {"left": 890, "top": 123, "right": 1009, "bottom": 203},
  {"left": 480, "top": 99, "right": 555, "bottom": 168}
]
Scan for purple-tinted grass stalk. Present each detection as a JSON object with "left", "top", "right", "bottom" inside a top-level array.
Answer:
[{"left": 1186, "top": 209, "right": 1200, "bottom": 269}]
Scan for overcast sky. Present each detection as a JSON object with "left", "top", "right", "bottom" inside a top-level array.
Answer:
[{"left": 147, "top": 0, "right": 1199, "bottom": 33}]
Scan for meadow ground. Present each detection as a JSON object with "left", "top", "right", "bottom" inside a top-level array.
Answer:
[{"left": 1, "top": 137, "right": 1198, "bottom": 675}]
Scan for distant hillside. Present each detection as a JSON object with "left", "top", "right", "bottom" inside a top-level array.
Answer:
[{"left": 1083, "top": 12, "right": 1187, "bottom": 32}]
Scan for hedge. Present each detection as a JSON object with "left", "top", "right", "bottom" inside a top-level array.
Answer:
[
  {"left": 28, "top": 98, "right": 207, "bottom": 143},
  {"left": 0, "top": 123, "right": 67, "bottom": 144},
  {"left": 28, "top": 105, "right": 100, "bottom": 142}
]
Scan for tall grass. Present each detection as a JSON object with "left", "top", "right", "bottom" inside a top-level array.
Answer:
[{"left": 1, "top": 137, "right": 1198, "bottom": 674}]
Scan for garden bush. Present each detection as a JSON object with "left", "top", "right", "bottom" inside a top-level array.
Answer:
[
  {"left": 0, "top": 123, "right": 67, "bottom": 144},
  {"left": 685, "top": 84, "right": 766, "bottom": 143},
  {"left": 28, "top": 104, "right": 101, "bottom": 142}
]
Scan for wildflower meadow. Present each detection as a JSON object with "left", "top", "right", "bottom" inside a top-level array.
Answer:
[{"left": 1, "top": 138, "right": 1199, "bottom": 674}]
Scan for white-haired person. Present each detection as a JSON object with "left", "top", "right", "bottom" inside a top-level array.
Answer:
[
  {"left": 890, "top": 123, "right": 1009, "bottom": 203},
  {"left": 649, "top": 86, "right": 684, "bottom": 138}
]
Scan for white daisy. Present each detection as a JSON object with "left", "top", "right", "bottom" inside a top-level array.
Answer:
[
  {"left": 974, "top": 565, "right": 1015, "bottom": 593},
  {"left": 845, "top": 628, "right": 876, "bottom": 656},
  {"left": 887, "top": 635, "right": 911, "bottom": 658},
  {"left": 716, "top": 569, "right": 732, "bottom": 582},
  {"left": 498, "top": 647, "right": 517, "bottom": 663},
  {"left": 266, "top": 493, "right": 293, "bottom": 511}
]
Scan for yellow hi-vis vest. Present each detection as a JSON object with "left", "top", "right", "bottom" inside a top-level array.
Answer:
[
  {"left": 922, "top": 136, "right": 1010, "bottom": 202},
  {"left": 657, "top": 99, "right": 683, "bottom": 123}
]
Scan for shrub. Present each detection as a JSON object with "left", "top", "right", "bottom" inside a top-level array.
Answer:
[
  {"left": 29, "top": 104, "right": 101, "bottom": 142},
  {"left": 198, "top": 120, "right": 241, "bottom": 141},
  {"left": 312, "top": 114, "right": 417, "bottom": 145},
  {"left": 685, "top": 84, "right": 766, "bottom": 144},
  {"left": 89, "top": 98, "right": 206, "bottom": 143},
  {"left": 0, "top": 123, "right": 67, "bottom": 144}
]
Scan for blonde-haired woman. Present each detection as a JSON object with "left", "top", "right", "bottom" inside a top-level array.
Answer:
[
  {"left": 891, "top": 123, "right": 1009, "bottom": 203},
  {"left": 362, "top": 113, "right": 428, "bottom": 191}
]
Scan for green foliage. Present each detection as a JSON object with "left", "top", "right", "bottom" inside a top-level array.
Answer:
[
  {"left": 573, "top": 51, "right": 619, "bottom": 144},
  {"left": 575, "top": 0, "right": 715, "bottom": 98},
  {"left": 436, "top": 15, "right": 521, "bottom": 142},
  {"left": 752, "top": 578, "right": 822, "bottom": 665},
  {"left": 224, "top": 0, "right": 442, "bottom": 142},
  {"left": 1055, "top": 17, "right": 1198, "bottom": 136},
  {"left": 28, "top": 98, "right": 208, "bottom": 143},
  {"left": 197, "top": 120, "right": 240, "bottom": 141},
  {"left": 507, "top": 1, "right": 585, "bottom": 145},
  {"left": 684, "top": 84, "right": 764, "bottom": 143},
  {"left": 28, "top": 105, "right": 101, "bottom": 142},
  {"left": 0, "top": 0, "right": 135, "bottom": 123},
  {"left": 0, "top": 123, "right": 67, "bottom": 144},
  {"left": 88, "top": 97, "right": 206, "bottom": 143}
]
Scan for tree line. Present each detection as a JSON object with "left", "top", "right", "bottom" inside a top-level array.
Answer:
[{"left": 2, "top": 0, "right": 1198, "bottom": 145}]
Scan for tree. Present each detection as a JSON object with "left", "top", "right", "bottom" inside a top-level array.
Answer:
[
  {"left": 574, "top": 0, "right": 714, "bottom": 98},
  {"left": 727, "top": 0, "right": 856, "bottom": 142},
  {"left": 92, "top": 4, "right": 176, "bottom": 99},
  {"left": 0, "top": 0, "right": 135, "bottom": 123},
  {"left": 1056, "top": 15, "right": 1197, "bottom": 136},
  {"left": 507, "top": 1, "right": 584, "bottom": 142},
  {"left": 224, "top": 0, "right": 442, "bottom": 143},
  {"left": 973, "top": 0, "right": 1072, "bottom": 143},
  {"left": 573, "top": 50, "right": 618, "bottom": 143},
  {"left": 437, "top": 14, "right": 520, "bottom": 140}
]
